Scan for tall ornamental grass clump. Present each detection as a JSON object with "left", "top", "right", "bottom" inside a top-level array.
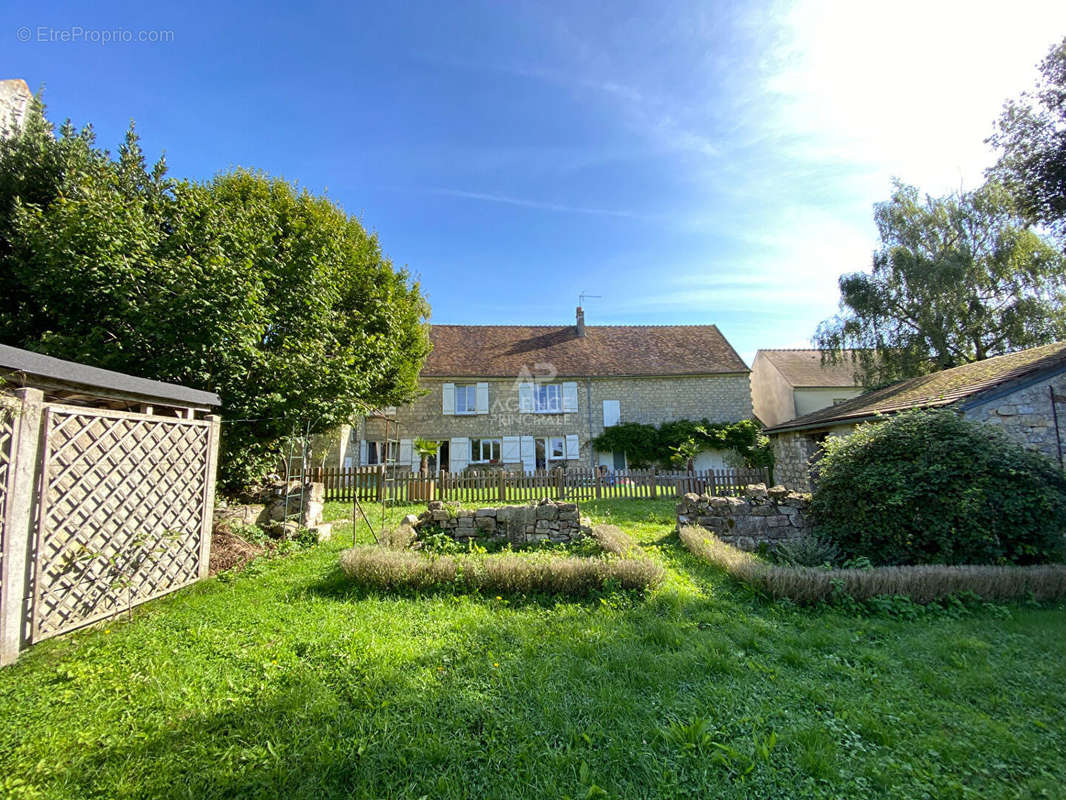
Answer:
[{"left": 812, "top": 409, "right": 1066, "bottom": 566}]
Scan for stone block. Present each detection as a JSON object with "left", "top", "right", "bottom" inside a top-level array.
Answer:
[
  {"left": 767, "top": 485, "right": 789, "bottom": 501},
  {"left": 766, "top": 515, "right": 791, "bottom": 527},
  {"left": 457, "top": 517, "right": 475, "bottom": 528},
  {"left": 475, "top": 517, "right": 496, "bottom": 531},
  {"left": 558, "top": 503, "right": 577, "bottom": 513},
  {"left": 683, "top": 492, "right": 701, "bottom": 505},
  {"left": 743, "top": 483, "right": 768, "bottom": 500},
  {"left": 736, "top": 536, "right": 756, "bottom": 551},
  {"left": 431, "top": 510, "right": 451, "bottom": 522},
  {"left": 558, "top": 510, "right": 579, "bottom": 521},
  {"left": 536, "top": 505, "right": 558, "bottom": 520},
  {"left": 497, "top": 506, "right": 512, "bottom": 522},
  {"left": 475, "top": 508, "right": 496, "bottom": 517},
  {"left": 309, "top": 523, "right": 332, "bottom": 542},
  {"left": 750, "top": 505, "right": 773, "bottom": 517},
  {"left": 402, "top": 514, "right": 420, "bottom": 527}
]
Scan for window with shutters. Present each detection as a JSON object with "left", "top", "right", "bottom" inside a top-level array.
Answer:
[
  {"left": 454, "top": 385, "right": 477, "bottom": 414},
  {"left": 534, "top": 383, "right": 562, "bottom": 413},
  {"left": 470, "top": 438, "right": 502, "bottom": 463}
]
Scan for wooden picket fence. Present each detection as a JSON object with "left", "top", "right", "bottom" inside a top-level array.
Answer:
[{"left": 312, "top": 465, "right": 768, "bottom": 504}]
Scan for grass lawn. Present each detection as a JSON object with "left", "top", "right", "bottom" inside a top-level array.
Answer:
[{"left": 1, "top": 499, "right": 1065, "bottom": 799}]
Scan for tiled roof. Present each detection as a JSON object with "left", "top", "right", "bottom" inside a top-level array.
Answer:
[
  {"left": 421, "top": 324, "right": 748, "bottom": 378},
  {"left": 757, "top": 349, "right": 863, "bottom": 387},
  {"left": 764, "top": 342, "right": 1066, "bottom": 434}
]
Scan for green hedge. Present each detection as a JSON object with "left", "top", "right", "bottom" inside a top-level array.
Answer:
[{"left": 811, "top": 409, "right": 1066, "bottom": 566}]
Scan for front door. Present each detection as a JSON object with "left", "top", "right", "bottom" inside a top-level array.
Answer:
[
  {"left": 437, "top": 441, "right": 448, "bottom": 474},
  {"left": 613, "top": 451, "right": 626, "bottom": 470},
  {"left": 535, "top": 438, "right": 547, "bottom": 471}
]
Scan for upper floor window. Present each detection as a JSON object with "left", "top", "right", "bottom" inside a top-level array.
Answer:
[
  {"left": 454, "top": 384, "right": 477, "bottom": 414},
  {"left": 534, "top": 383, "right": 562, "bottom": 413}
]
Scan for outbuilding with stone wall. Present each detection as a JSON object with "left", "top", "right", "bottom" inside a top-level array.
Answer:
[{"left": 765, "top": 342, "right": 1066, "bottom": 492}]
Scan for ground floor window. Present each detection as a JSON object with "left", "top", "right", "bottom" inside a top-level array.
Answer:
[
  {"left": 366, "top": 439, "right": 399, "bottom": 465},
  {"left": 548, "top": 436, "right": 566, "bottom": 460},
  {"left": 471, "top": 438, "right": 501, "bottom": 463}
]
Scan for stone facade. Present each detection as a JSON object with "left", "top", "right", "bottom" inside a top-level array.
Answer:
[
  {"left": 963, "top": 372, "right": 1066, "bottom": 463},
  {"left": 355, "top": 373, "right": 753, "bottom": 471},
  {"left": 411, "top": 498, "right": 591, "bottom": 545},
  {"left": 675, "top": 483, "right": 812, "bottom": 550},
  {"left": 771, "top": 429, "right": 836, "bottom": 492}
]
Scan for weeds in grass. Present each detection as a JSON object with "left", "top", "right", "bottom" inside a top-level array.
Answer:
[
  {"left": 338, "top": 546, "right": 664, "bottom": 597},
  {"left": 590, "top": 524, "right": 640, "bottom": 557},
  {"left": 680, "top": 526, "right": 1066, "bottom": 605}
]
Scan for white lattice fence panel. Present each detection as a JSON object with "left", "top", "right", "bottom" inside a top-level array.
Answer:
[{"left": 33, "top": 407, "right": 211, "bottom": 640}]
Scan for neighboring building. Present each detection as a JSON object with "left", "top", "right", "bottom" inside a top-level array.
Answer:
[
  {"left": 750, "top": 349, "right": 864, "bottom": 428},
  {"left": 0, "top": 79, "right": 32, "bottom": 137},
  {"left": 764, "top": 342, "right": 1066, "bottom": 490},
  {"left": 325, "top": 308, "right": 753, "bottom": 473}
]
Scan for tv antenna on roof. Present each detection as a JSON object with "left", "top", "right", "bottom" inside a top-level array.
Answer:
[{"left": 578, "top": 292, "right": 602, "bottom": 306}]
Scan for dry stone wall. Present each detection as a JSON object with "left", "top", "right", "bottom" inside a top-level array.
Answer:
[
  {"left": 412, "top": 498, "right": 591, "bottom": 545},
  {"left": 675, "top": 483, "right": 812, "bottom": 550}
]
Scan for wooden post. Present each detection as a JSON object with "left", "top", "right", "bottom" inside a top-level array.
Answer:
[
  {"left": 498, "top": 469, "right": 506, "bottom": 504},
  {"left": 555, "top": 467, "right": 564, "bottom": 500},
  {"left": 595, "top": 466, "right": 602, "bottom": 499},
  {"left": 650, "top": 466, "right": 657, "bottom": 499},
  {"left": 377, "top": 464, "right": 385, "bottom": 502},
  {"left": 197, "top": 414, "right": 222, "bottom": 581},
  {"left": 1, "top": 389, "right": 44, "bottom": 666}
]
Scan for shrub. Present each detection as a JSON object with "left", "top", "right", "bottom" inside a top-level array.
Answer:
[
  {"left": 680, "top": 526, "right": 1066, "bottom": 605},
  {"left": 772, "top": 535, "right": 841, "bottom": 568},
  {"left": 338, "top": 547, "right": 664, "bottom": 597},
  {"left": 811, "top": 409, "right": 1066, "bottom": 566}
]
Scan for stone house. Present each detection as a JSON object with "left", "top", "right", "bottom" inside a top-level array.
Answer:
[
  {"left": 750, "top": 349, "right": 864, "bottom": 428},
  {"left": 765, "top": 342, "right": 1066, "bottom": 490},
  {"left": 323, "top": 308, "right": 753, "bottom": 474}
]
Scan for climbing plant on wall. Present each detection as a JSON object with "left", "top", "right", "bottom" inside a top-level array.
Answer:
[{"left": 591, "top": 419, "right": 773, "bottom": 470}]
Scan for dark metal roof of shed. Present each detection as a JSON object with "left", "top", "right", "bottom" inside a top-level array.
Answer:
[{"left": 0, "top": 345, "right": 221, "bottom": 408}]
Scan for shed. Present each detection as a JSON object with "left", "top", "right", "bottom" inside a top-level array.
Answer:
[
  {"left": 0, "top": 345, "right": 221, "bottom": 665},
  {"left": 764, "top": 342, "right": 1066, "bottom": 491}
]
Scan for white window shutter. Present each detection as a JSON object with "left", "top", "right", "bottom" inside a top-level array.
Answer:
[
  {"left": 399, "top": 439, "right": 413, "bottom": 469},
  {"left": 518, "top": 382, "right": 534, "bottom": 413},
  {"left": 476, "top": 382, "right": 489, "bottom": 414},
  {"left": 603, "top": 400, "right": 620, "bottom": 427},
  {"left": 442, "top": 383, "right": 455, "bottom": 415},
  {"left": 449, "top": 437, "right": 469, "bottom": 472},
  {"left": 565, "top": 434, "right": 579, "bottom": 460},
  {"left": 410, "top": 442, "right": 421, "bottom": 470},
  {"left": 562, "top": 382, "right": 578, "bottom": 412},
  {"left": 520, "top": 435, "right": 536, "bottom": 474},
  {"left": 502, "top": 436, "right": 521, "bottom": 463},
  {"left": 359, "top": 439, "right": 368, "bottom": 465}
]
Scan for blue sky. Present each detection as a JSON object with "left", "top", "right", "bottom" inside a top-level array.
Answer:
[{"left": 3, "top": 1, "right": 1065, "bottom": 364}]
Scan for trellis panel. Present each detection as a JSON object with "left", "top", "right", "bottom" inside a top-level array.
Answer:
[{"left": 32, "top": 406, "right": 212, "bottom": 641}]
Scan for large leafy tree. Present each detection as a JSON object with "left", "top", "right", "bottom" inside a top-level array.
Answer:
[
  {"left": 0, "top": 101, "right": 430, "bottom": 490},
  {"left": 989, "top": 36, "right": 1066, "bottom": 237},
  {"left": 815, "top": 181, "right": 1066, "bottom": 387}
]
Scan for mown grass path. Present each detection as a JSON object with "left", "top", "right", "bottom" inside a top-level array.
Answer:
[{"left": 1, "top": 499, "right": 1064, "bottom": 799}]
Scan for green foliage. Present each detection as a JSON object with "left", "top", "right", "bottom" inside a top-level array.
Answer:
[
  {"left": 812, "top": 409, "right": 1066, "bottom": 565},
  {"left": 591, "top": 418, "right": 773, "bottom": 470},
  {"left": 0, "top": 100, "right": 430, "bottom": 491},
  {"left": 989, "top": 36, "right": 1066, "bottom": 238},
  {"left": 815, "top": 181, "right": 1066, "bottom": 388},
  {"left": 772, "top": 535, "right": 841, "bottom": 569}
]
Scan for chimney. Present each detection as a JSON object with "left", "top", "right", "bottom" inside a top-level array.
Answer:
[{"left": 576, "top": 306, "right": 585, "bottom": 337}]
